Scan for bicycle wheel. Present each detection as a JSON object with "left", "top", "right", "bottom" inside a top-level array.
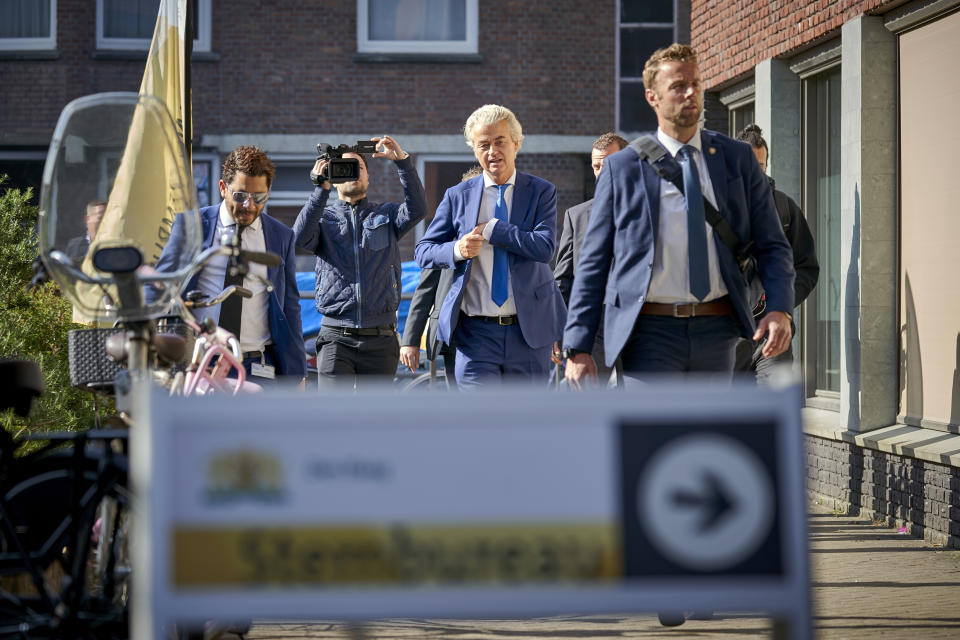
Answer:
[{"left": 0, "top": 449, "right": 130, "bottom": 639}]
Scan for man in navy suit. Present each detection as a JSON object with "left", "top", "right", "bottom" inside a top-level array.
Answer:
[
  {"left": 563, "top": 44, "right": 794, "bottom": 388},
  {"left": 156, "top": 146, "right": 306, "bottom": 383},
  {"left": 416, "top": 105, "right": 566, "bottom": 389}
]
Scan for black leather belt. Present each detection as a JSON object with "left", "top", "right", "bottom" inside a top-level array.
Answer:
[
  {"left": 323, "top": 325, "right": 396, "bottom": 337},
  {"left": 242, "top": 350, "right": 263, "bottom": 360},
  {"left": 465, "top": 314, "right": 518, "bottom": 326}
]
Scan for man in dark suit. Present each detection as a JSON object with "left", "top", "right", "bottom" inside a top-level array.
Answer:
[
  {"left": 552, "top": 133, "right": 628, "bottom": 382},
  {"left": 735, "top": 124, "right": 819, "bottom": 382},
  {"left": 563, "top": 44, "right": 795, "bottom": 388},
  {"left": 400, "top": 166, "right": 482, "bottom": 387},
  {"left": 416, "top": 105, "right": 566, "bottom": 389},
  {"left": 156, "top": 146, "right": 306, "bottom": 383},
  {"left": 65, "top": 200, "right": 106, "bottom": 266}
]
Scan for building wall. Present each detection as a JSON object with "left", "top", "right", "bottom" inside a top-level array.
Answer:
[
  {"left": 693, "top": 0, "right": 960, "bottom": 546},
  {"left": 807, "top": 434, "right": 960, "bottom": 549},
  {"left": 690, "top": 0, "right": 896, "bottom": 89}
]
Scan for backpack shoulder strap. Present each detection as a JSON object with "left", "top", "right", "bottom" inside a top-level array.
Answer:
[{"left": 629, "top": 135, "right": 754, "bottom": 267}]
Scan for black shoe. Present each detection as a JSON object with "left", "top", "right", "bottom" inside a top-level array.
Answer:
[{"left": 658, "top": 612, "right": 687, "bottom": 627}]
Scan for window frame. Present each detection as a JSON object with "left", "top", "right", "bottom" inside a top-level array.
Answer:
[
  {"left": 615, "top": 0, "right": 678, "bottom": 135},
  {"left": 799, "top": 61, "right": 842, "bottom": 410},
  {"left": 0, "top": 0, "right": 57, "bottom": 51},
  {"left": 356, "top": 0, "right": 478, "bottom": 55},
  {"left": 95, "top": 0, "right": 211, "bottom": 53}
]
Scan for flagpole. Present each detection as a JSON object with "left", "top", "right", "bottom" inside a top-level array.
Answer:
[{"left": 183, "top": 0, "right": 193, "bottom": 167}]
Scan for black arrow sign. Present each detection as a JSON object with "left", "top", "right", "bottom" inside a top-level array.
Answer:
[{"left": 670, "top": 470, "right": 737, "bottom": 533}]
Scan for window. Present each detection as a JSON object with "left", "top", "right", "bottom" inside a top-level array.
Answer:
[
  {"left": 0, "top": 0, "right": 56, "bottom": 51},
  {"left": 0, "top": 150, "right": 47, "bottom": 205},
  {"left": 802, "top": 65, "right": 841, "bottom": 400},
  {"left": 192, "top": 152, "right": 219, "bottom": 209},
  {"left": 97, "top": 0, "right": 210, "bottom": 52},
  {"left": 728, "top": 102, "right": 755, "bottom": 138},
  {"left": 358, "top": 0, "right": 478, "bottom": 55},
  {"left": 617, "top": 0, "right": 676, "bottom": 134}
]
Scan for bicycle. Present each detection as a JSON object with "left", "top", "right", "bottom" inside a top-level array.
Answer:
[{"left": 0, "top": 359, "right": 130, "bottom": 639}]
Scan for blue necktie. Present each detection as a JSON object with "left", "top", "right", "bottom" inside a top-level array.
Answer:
[
  {"left": 491, "top": 184, "right": 509, "bottom": 306},
  {"left": 677, "top": 145, "right": 710, "bottom": 301}
]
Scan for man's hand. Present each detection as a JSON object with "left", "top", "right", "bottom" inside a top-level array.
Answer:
[
  {"left": 399, "top": 345, "right": 420, "bottom": 371},
  {"left": 754, "top": 310, "right": 793, "bottom": 358},
  {"left": 456, "top": 225, "right": 485, "bottom": 259},
  {"left": 564, "top": 352, "right": 598, "bottom": 391},
  {"left": 310, "top": 158, "right": 330, "bottom": 188},
  {"left": 372, "top": 135, "right": 408, "bottom": 162},
  {"left": 550, "top": 341, "right": 563, "bottom": 365}
]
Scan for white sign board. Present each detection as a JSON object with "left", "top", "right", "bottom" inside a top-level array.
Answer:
[{"left": 133, "top": 383, "right": 810, "bottom": 639}]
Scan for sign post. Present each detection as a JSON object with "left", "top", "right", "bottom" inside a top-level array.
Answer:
[{"left": 133, "top": 382, "right": 810, "bottom": 639}]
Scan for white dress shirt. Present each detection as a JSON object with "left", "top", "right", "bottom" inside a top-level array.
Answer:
[
  {"left": 193, "top": 202, "right": 272, "bottom": 353},
  {"left": 647, "top": 129, "right": 729, "bottom": 304},
  {"left": 454, "top": 170, "right": 518, "bottom": 317}
]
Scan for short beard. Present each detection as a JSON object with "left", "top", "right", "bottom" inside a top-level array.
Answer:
[{"left": 338, "top": 182, "right": 366, "bottom": 199}]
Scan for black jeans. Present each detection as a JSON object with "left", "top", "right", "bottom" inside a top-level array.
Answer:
[{"left": 316, "top": 327, "right": 399, "bottom": 388}]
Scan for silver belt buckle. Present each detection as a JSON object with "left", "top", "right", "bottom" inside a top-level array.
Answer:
[
  {"left": 673, "top": 303, "right": 695, "bottom": 318},
  {"left": 498, "top": 316, "right": 511, "bottom": 326}
]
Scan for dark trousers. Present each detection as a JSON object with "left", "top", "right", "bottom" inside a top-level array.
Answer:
[
  {"left": 316, "top": 327, "right": 399, "bottom": 388},
  {"left": 619, "top": 314, "right": 741, "bottom": 383},
  {"left": 734, "top": 336, "right": 794, "bottom": 384},
  {"left": 452, "top": 316, "right": 551, "bottom": 390}
]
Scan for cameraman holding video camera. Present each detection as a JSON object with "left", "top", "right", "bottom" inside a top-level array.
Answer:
[{"left": 293, "top": 135, "right": 427, "bottom": 387}]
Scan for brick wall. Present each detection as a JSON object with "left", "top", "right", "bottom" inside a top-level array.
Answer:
[
  {"left": 1, "top": 1, "right": 617, "bottom": 144},
  {"left": 690, "top": 0, "right": 898, "bottom": 88},
  {"left": 807, "top": 434, "right": 960, "bottom": 549}
]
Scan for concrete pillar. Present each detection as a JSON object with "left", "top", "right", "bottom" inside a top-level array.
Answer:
[
  {"left": 755, "top": 58, "right": 802, "bottom": 202},
  {"left": 840, "top": 16, "right": 898, "bottom": 432}
]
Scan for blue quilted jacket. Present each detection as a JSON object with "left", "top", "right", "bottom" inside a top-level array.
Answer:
[{"left": 292, "top": 157, "right": 427, "bottom": 328}]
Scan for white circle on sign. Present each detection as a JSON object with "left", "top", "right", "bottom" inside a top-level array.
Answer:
[{"left": 637, "top": 432, "right": 774, "bottom": 571}]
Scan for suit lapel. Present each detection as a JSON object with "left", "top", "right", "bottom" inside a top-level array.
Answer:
[
  {"left": 202, "top": 206, "right": 219, "bottom": 248},
  {"left": 510, "top": 173, "right": 533, "bottom": 231},
  {"left": 463, "top": 176, "right": 483, "bottom": 231},
  {"left": 260, "top": 213, "right": 279, "bottom": 285},
  {"left": 701, "top": 131, "right": 728, "bottom": 213}
]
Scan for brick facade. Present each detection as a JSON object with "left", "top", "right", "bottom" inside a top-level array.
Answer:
[
  {"left": 1, "top": 1, "right": 618, "bottom": 146},
  {"left": 690, "top": 0, "right": 897, "bottom": 89},
  {"left": 807, "top": 434, "right": 960, "bottom": 549}
]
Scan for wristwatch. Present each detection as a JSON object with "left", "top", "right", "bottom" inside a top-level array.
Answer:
[{"left": 562, "top": 347, "right": 589, "bottom": 360}]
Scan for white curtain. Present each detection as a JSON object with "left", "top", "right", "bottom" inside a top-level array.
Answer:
[
  {"left": 0, "top": 0, "right": 50, "bottom": 38},
  {"left": 369, "top": 0, "right": 466, "bottom": 41},
  {"left": 103, "top": 0, "right": 160, "bottom": 39}
]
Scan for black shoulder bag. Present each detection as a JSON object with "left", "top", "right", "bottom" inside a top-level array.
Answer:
[{"left": 628, "top": 135, "right": 765, "bottom": 316}]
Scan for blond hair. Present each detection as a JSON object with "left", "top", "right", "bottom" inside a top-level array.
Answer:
[{"left": 642, "top": 44, "right": 699, "bottom": 91}]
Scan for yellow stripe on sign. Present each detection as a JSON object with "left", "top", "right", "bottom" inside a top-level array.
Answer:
[{"left": 173, "top": 523, "right": 621, "bottom": 587}]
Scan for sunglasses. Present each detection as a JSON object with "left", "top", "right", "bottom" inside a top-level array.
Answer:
[{"left": 227, "top": 189, "right": 269, "bottom": 206}]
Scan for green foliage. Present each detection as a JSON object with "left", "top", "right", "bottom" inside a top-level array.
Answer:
[{"left": 0, "top": 177, "right": 99, "bottom": 436}]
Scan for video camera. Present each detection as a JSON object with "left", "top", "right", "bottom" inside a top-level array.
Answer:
[{"left": 313, "top": 141, "right": 378, "bottom": 185}]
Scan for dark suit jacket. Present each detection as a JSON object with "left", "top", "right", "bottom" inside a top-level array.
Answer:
[
  {"left": 65, "top": 235, "right": 90, "bottom": 266},
  {"left": 563, "top": 130, "right": 795, "bottom": 367},
  {"left": 415, "top": 172, "right": 567, "bottom": 350},
  {"left": 401, "top": 267, "right": 455, "bottom": 360},
  {"left": 156, "top": 204, "right": 306, "bottom": 378},
  {"left": 553, "top": 198, "right": 593, "bottom": 306}
]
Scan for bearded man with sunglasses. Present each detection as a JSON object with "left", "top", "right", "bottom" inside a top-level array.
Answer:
[{"left": 155, "top": 145, "right": 306, "bottom": 384}]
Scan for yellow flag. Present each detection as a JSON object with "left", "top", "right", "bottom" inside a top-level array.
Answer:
[{"left": 75, "top": 0, "right": 193, "bottom": 323}]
